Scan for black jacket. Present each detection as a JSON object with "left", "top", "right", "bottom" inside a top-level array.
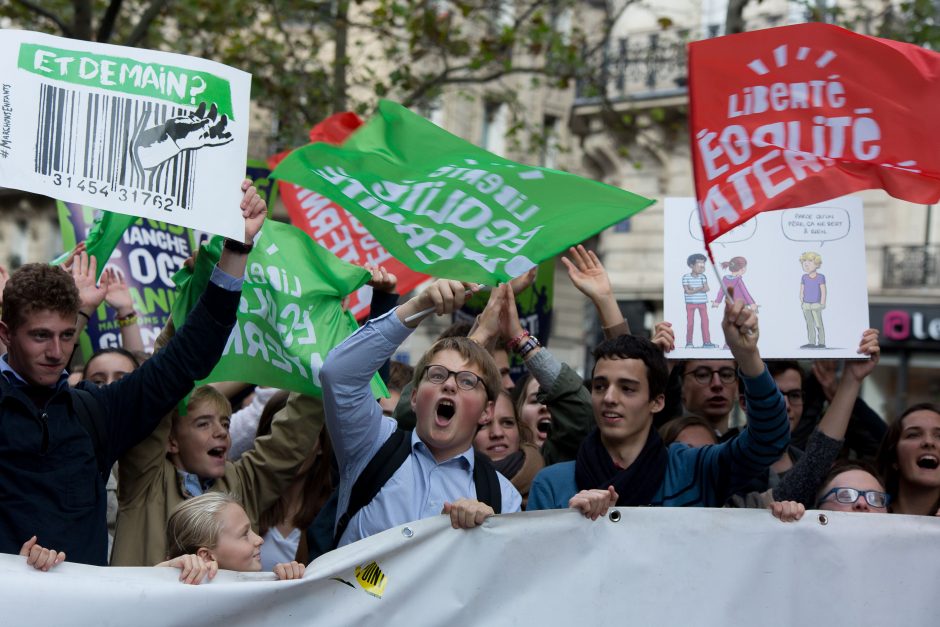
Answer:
[{"left": 0, "top": 280, "right": 239, "bottom": 565}]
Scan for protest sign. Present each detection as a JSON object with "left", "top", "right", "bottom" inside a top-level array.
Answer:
[
  {"left": 0, "top": 29, "right": 251, "bottom": 239},
  {"left": 172, "top": 220, "right": 386, "bottom": 398},
  {"left": 58, "top": 202, "right": 196, "bottom": 353},
  {"left": 3, "top": 508, "right": 939, "bottom": 627},
  {"left": 663, "top": 196, "right": 869, "bottom": 359},
  {"left": 272, "top": 100, "right": 655, "bottom": 284},
  {"left": 689, "top": 23, "right": 940, "bottom": 253},
  {"left": 271, "top": 112, "right": 427, "bottom": 320}
]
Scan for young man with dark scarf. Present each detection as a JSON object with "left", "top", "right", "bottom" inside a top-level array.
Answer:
[{"left": 526, "top": 298, "right": 789, "bottom": 516}]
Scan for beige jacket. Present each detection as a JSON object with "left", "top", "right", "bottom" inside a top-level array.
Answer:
[{"left": 110, "top": 390, "right": 324, "bottom": 566}]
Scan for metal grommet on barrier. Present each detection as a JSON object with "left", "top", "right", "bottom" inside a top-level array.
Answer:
[
  {"left": 608, "top": 510, "right": 622, "bottom": 523},
  {"left": 817, "top": 514, "right": 828, "bottom": 526},
  {"left": 402, "top": 527, "right": 414, "bottom": 538}
]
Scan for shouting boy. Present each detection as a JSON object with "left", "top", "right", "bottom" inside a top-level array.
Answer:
[{"left": 321, "top": 279, "right": 521, "bottom": 547}]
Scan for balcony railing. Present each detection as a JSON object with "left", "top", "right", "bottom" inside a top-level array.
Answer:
[
  {"left": 882, "top": 244, "right": 940, "bottom": 289},
  {"left": 575, "top": 15, "right": 788, "bottom": 105}
]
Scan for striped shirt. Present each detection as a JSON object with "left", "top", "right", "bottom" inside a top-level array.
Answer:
[
  {"left": 527, "top": 367, "right": 789, "bottom": 509},
  {"left": 682, "top": 273, "right": 709, "bottom": 304}
]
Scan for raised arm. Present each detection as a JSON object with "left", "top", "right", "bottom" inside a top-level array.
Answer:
[
  {"left": 707, "top": 300, "right": 789, "bottom": 497},
  {"left": 499, "top": 282, "right": 593, "bottom": 465},
  {"left": 322, "top": 279, "right": 475, "bottom": 469},
  {"left": 95, "top": 180, "right": 266, "bottom": 459},
  {"left": 562, "top": 245, "right": 629, "bottom": 337},
  {"left": 773, "top": 330, "right": 880, "bottom": 505}
]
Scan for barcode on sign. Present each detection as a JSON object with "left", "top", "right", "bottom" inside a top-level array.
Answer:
[{"left": 34, "top": 83, "right": 196, "bottom": 211}]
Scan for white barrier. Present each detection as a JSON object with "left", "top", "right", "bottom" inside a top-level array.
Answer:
[{"left": 2, "top": 508, "right": 939, "bottom": 626}]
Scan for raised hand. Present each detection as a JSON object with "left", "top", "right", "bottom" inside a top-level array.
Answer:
[
  {"left": 844, "top": 329, "right": 880, "bottom": 383},
  {"left": 71, "top": 251, "right": 110, "bottom": 316},
  {"left": 651, "top": 321, "right": 675, "bottom": 353},
  {"left": 365, "top": 264, "right": 398, "bottom": 294},
  {"left": 721, "top": 296, "right": 762, "bottom": 376},
  {"left": 508, "top": 266, "right": 538, "bottom": 295},
  {"left": 561, "top": 245, "right": 612, "bottom": 303},
  {"left": 396, "top": 279, "right": 479, "bottom": 328},
  {"left": 104, "top": 268, "right": 135, "bottom": 318},
  {"left": 240, "top": 179, "right": 267, "bottom": 244}
]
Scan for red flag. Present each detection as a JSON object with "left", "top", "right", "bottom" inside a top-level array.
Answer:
[
  {"left": 269, "top": 112, "right": 428, "bottom": 319},
  {"left": 689, "top": 23, "right": 940, "bottom": 254}
]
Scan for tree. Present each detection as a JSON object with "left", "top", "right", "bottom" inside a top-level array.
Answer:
[{"left": 1, "top": 0, "right": 600, "bottom": 152}]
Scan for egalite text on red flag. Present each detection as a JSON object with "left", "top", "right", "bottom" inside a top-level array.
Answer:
[{"left": 689, "top": 23, "right": 940, "bottom": 251}]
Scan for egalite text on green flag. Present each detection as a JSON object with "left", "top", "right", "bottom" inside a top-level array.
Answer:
[
  {"left": 271, "top": 100, "right": 655, "bottom": 284},
  {"left": 171, "top": 220, "right": 387, "bottom": 398}
]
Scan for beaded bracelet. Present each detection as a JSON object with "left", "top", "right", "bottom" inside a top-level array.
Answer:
[
  {"left": 507, "top": 330, "right": 530, "bottom": 352},
  {"left": 117, "top": 313, "right": 138, "bottom": 328}
]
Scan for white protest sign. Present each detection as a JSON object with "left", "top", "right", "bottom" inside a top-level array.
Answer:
[
  {"left": 664, "top": 196, "right": 869, "bottom": 359},
  {"left": 0, "top": 29, "right": 250, "bottom": 240},
  {"left": 2, "top": 508, "right": 938, "bottom": 626}
]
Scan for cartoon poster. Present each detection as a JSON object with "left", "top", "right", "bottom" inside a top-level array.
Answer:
[
  {"left": 663, "top": 196, "right": 869, "bottom": 359},
  {"left": 0, "top": 29, "right": 250, "bottom": 240}
]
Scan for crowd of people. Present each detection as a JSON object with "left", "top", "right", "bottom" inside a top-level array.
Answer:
[{"left": 2, "top": 186, "right": 939, "bottom": 584}]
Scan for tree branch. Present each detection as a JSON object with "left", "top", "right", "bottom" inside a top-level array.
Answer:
[
  {"left": 402, "top": 64, "right": 550, "bottom": 107},
  {"left": 96, "top": 0, "right": 125, "bottom": 43},
  {"left": 11, "top": 0, "right": 73, "bottom": 37},
  {"left": 123, "top": 0, "right": 170, "bottom": 47}
]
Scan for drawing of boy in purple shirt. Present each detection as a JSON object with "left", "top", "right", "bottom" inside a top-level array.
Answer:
[{"left": 799, "top": 252, "right": 826, "bottom": 348}]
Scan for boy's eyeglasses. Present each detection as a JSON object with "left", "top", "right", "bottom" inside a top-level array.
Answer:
[
  {"left": 423, "top": 365, "right": 485, "bottom": 392},
  {"left": 685, "top": 367, "right": 737, "bottom": 385},
  {"left": 816, "top": 487, "right": 890, "bottom": 508},
  {"left": 781, "top": 390, "right": 804, "bottom": 404}
]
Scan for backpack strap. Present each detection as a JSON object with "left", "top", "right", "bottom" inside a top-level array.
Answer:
[
  {"left": 333, "top": 428, "right": 412, "bottom": 547},
  {"left": 472, "top": 451, "right": 502, "bottom": 514},
  {"left": 71, "top": 387, "right": 110, "bottom": 479}
]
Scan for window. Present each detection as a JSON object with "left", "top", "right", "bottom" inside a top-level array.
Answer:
[
  {"left": 481, "top": 101, "right": 507, "bottom": 156},
  {"left": 541, "top": 115, "right": 559, "bottom": 168}
]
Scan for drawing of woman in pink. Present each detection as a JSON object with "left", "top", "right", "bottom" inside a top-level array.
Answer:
[{"left": 712, "top": 256, "right": 758, "bottom": 311}]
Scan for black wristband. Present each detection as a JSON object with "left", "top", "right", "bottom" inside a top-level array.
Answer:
[{"left": 223, "top": 237, "right": 253, "bottom": 255}]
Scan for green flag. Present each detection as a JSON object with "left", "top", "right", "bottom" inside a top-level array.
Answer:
[
  {"left": 54, "top": 203, "right": 138, "bottom": 278},
  {"left": 172, "top": 220, "right": 387, "bottom": 398},
  {"left": 271, "top": 99, "right": 655, "bottom": 284}
]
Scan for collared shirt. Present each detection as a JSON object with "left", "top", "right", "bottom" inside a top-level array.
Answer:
[
  {"left": 321, "top": 309, "right": 521, "bottom": 547},
  {"left": 176, "top": 469, "right": 213, "bottom": 497},
  {"left": 0, "top": 354, "right": 69, "bottom": 389}
]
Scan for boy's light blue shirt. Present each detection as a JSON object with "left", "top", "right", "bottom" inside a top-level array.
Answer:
[{"left": 321, "top": 308, "right": 521, "bottom": 547}]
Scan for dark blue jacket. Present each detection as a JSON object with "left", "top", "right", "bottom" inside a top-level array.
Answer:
[{"left": 0, "top": 280, "right": 238, "bottom": 565}]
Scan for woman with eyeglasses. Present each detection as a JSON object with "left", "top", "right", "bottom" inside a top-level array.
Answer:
[
  {"left": 728, "top": 330, "right": 880, "bottom": 511},
  {"left": 475, "top": 390, "right": 545, "bottom": 508},
  {"left": 815, "top": 461, "right": 889, "bottom": 513},
  {"left": 876, "top": 403, "right": 940, "bottom": 516}
]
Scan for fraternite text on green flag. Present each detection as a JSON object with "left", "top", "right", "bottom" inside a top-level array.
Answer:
[{"left": 271, "top": 100, "right": 655, "bottom": 284}]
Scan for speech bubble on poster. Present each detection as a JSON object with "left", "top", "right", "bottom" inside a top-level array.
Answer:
[
  {"left": 781, "top": 207, "right": 851, "bottom": 246},
  {"left": 689, "top": 210, "right": 757, "bottom": 245}
]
